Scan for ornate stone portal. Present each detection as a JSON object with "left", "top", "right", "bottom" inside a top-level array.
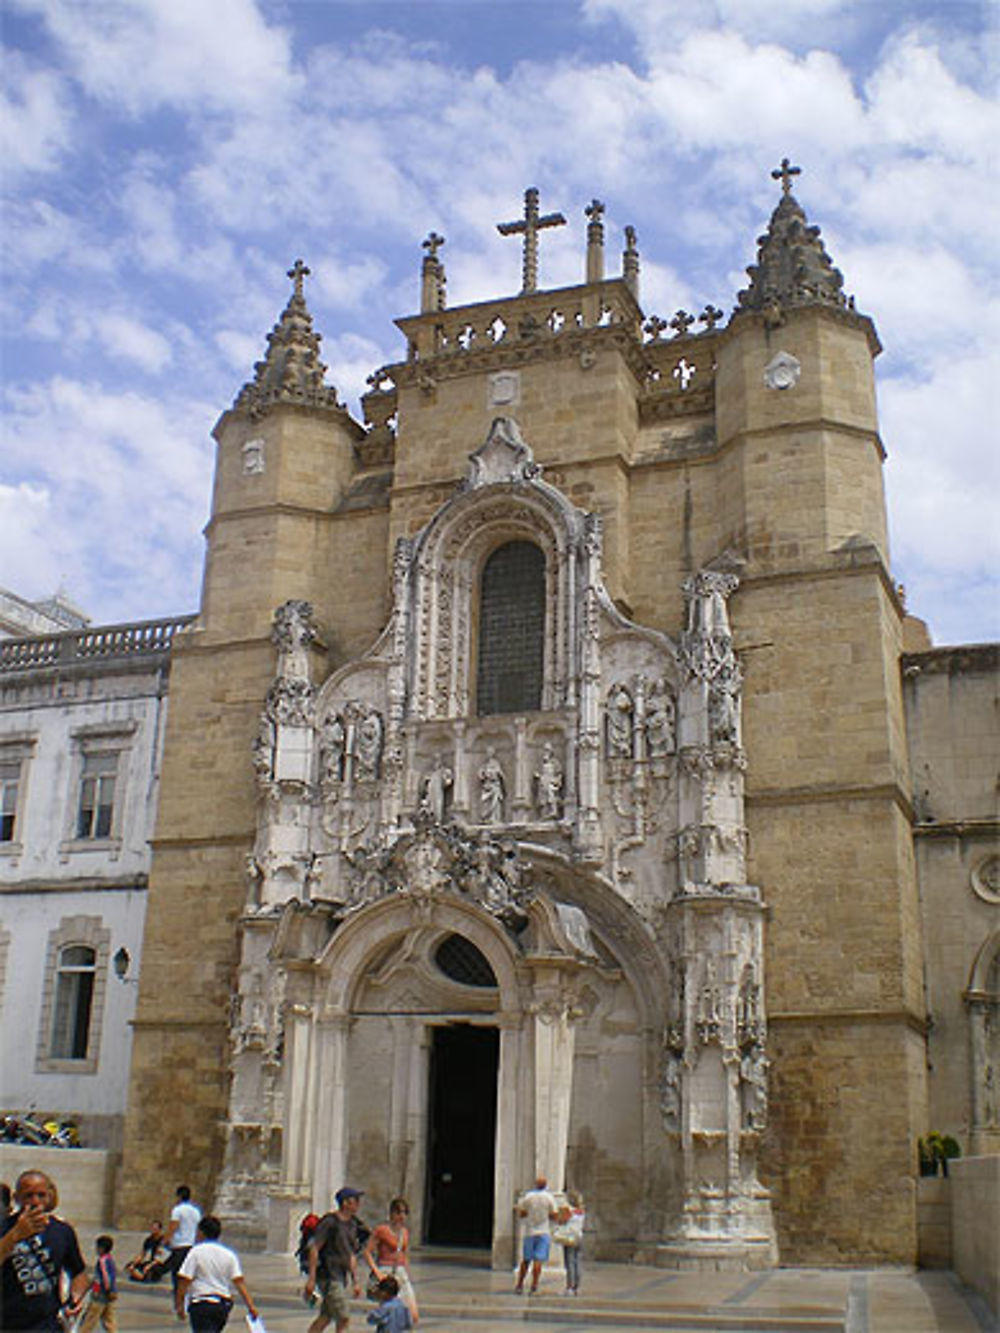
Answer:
[{"left": 218, "top": 418, "right": 775, "bottom": 1268}]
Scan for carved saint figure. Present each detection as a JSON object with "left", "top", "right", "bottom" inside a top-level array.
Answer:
[
  {"left": 645, "top": 679, "right": 676, "bottom": 757},
  {"left": 319, "top": 712, "right": 346, "bottom": 784},
  {"left": 535, "top": 743, "right": 564, "bottom": 820},
  {"left": 420, "top": 757, "right": 454, "bottom": 824},
  {"left": 251, "top": 714, "right": 275, "bottom": 784},
  {"left": 661, "top": 1049, "right": 683, "bottom": 1132},
  {"left": 740, "top": 1045, "right": 769, "bottom": 1131},
  {"left": 606, "top": 684, "right": 634, "bottom": 758},
  {"left": 355, "top": 709, "right": 383, "bottom": 780},
  {"left": 478, "top": 748, "right": 506, "bottom": 824}
]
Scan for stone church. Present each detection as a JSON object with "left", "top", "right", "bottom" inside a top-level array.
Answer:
[{"left": 117, "top": 166, "right": 999, "bottom": 1269}]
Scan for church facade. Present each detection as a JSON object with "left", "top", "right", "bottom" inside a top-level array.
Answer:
[{"left": 117, "top": 169, "right": 999, "bottom": 1268}]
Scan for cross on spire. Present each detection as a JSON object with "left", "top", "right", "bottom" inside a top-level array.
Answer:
[
  {"left": 585, "top": 198, "right": 605, "bottom": 225},
  {"left": 497, "top": 187, "right": 566, "bottom": 294},
  {"left": 771, "top": 157, "right": 802, "bottom": 195},
  {"left": 287, "top": 259, "right": 310, "bottom": 300},
  {"left": 422, "top": 232, "right": 445, "bottom": 261}
]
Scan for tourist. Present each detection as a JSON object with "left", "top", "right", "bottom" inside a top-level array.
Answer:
[
  {"left": 166, "top": 1185, "right": 202, "bottom": 1292},
  {"left": 125, "top": 1218, "right": 169, "bottom": 1281},
  {"left": 555, "top": 1190, "right": 585, "bottom": 1295},
  {"left": 304, "top": 1186, "right": 365, "bottom": 1333},
  {"left": 174, "top": 1215, "right": 259, "bottom": 1331},
  {"left": 366, "top": 1274, "right": 412, "bottom": 1332},
  {"left": 363, "top": 1197, "right": 418, "bottom": 1324},
  {"left": 513, "top": 1175, "right": 558, "bottom": 1295},
  {"left": 80, "top": 1234, "right": 118, "bottom": 1331},
  {"left": 0, "top": 1169, "right": 88, "bottom": 1331}
]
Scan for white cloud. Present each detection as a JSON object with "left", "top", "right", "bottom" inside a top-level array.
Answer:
[
  {"left": 92, "top": 313, "right": 174, "bottom": 373},
  {"left": 0, "top": 50, "right": 73, "bottom": 175},
  {"left": 16, "top": 0, "right": 299, "bottom": 117}
]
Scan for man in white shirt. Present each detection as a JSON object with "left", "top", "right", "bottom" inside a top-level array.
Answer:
[
  {"left": 166, "top": 1185, "right": 201, "bottom": 1295},
  {"left": 174, "top": 1215, "right": 258, "bottom": 1331},
  {"left": 514, "top": 1175, "right": 558, "bottom": 1295}
]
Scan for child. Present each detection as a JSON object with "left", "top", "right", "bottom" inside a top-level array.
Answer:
[
  {"left": 80, "top": 1234, "right": 118, "bottom": 1331},
  {"left": 367, "top": 1274, "right": 413, "bottom": 1332},
  {"left": 557, "top": 1190, "right": 585, "bottom": 1296}
]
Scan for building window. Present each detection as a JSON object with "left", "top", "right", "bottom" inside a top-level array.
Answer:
[
  {"left": 0, "top": 758, "right": 20, "bottom": 841},
  {"left": 76, "top": 752, "right": 117, "bottom": 839},
  {"left": 435, "top": 934, "right": 498, "bottom": 988},
  {"left": 476, "top": 540, "right": 545, "bottom": 715},
  {"left": 50, "top": 945, "right": 97, "bottom": 1059},
  {"left": 35, "top": 916, "right": 111, "bottom": 1075}
]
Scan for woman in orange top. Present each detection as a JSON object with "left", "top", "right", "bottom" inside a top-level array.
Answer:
[{"left": 363, "top": 1198, "right": 418, "bottom": 1324}]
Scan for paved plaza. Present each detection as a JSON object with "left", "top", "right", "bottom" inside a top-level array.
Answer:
[{"left": 75, "top": 1229, "right": 995, "bottom": 1333}]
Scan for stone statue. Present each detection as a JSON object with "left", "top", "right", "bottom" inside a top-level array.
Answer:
[
  {"left": 606, "top": 684, "right": 634, "bottom": 758},
  {"left": 355, "top": 709, "right": 383, "bottom": 780},
  {"left": 478, "top": 748, "right": 506, "bottom": 824},
  {"left": 420, "top": 757, "right": 453, "bottom": 823},
  {"left": 251, "top": 713, "right": 274, "bottom": 784},
  {"left": 740, "top": 1045, "right": 769, "bottom": 1131},
  {"left": 319, "top": 712, "right": 345, "bottom": 784},
  {"left": 645, "top": 679, "right": 675, "bottom": 757},
  {"left": 661, "top": 1049, "right": 682, "bottom": 1131},
  {"left": 535, "top": 743, "right": 564, "bottom": 820}
]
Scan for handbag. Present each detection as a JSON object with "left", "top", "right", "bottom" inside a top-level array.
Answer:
[{"left": 552, "top": 1223, "right": 578, "bottom": 1247}]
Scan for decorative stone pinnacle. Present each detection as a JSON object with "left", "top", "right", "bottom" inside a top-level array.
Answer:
[
  {"left": 771, "top": 157, "right": 801, "bottom": 195},
  {"left": 287, "top": 258, "right": 311, "bottom": 302},
  {"left": 233, "top": 261, "right": 342, "bottom": 419},
  {"left": 670, "top": 310, "right": 695, "bottom": 337},
  {"left": 585, "top": 199, "right": 605, "bottom": 225},
  {"left": 422, "top": 232, "right": 445, "bottom": 261},
  {"left": 643, "top": 314, "right": 668, "bottom": 341},
  {"left": 497, "top": 186, "right": 566, "bottom": 294},
  {"left": 700, "top": 305, "right": 724, "bottom": 331}
]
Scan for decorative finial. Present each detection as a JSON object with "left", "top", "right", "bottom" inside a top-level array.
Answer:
[
  {"left": 422, "top": 232, "right": 445, "bottom": 261},
  {"left": 700, "top": 304, "right": 724, "bottom": 331},
  {"left": 771, "top": 157, "right": 801, "bottom": 195},
  {"left": 287, "top": 258, "right": 310, "bottom": 300},
  {"left": 585, "top": 199, "right": 605, "bottom": 225},
  {"left": 643, "top": 314, "right": 668, "bottom": 341},
  {"left": 670, "top": 310, "right": 695, "bottom": 338},
  {"left": 497, "top": 187, "right": 566, "bottom": 294}
]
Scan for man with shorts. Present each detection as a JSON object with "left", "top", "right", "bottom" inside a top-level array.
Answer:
[
  {"left": 304, "top": 1187, "right": 364, "bottom": 1333},
  {"left": 514, "top": 1175, "right": 558, "bottom": 1295}
]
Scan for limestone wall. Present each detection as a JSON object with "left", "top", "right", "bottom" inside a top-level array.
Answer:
[{"left": 950, "top": 1155, "right": 1000, "bottom": 1314}]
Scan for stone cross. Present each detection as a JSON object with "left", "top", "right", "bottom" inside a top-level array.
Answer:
[
  {"left": 422, "top": 232, "right": 445, "bottom": 261},
  {"left": 287, "top": 259, "right": 310, "bottom": 300},
  {"left": 643, "top": 314, "right": 668, "bottom": 341},
  {"left": 772, "top": 157, "right": 802, "bottom": 195},
  {"left": 670, "top": 310, "right": 695, "bottom": 337},
  {"left": 700, "top": 304, "right": 724, "bottom": 331},
  {"left": 585, "top": 198, "right": 605, "bottom": 229},
  {"left": 497, "top": 187, "right": 566, "bottom": 293}
]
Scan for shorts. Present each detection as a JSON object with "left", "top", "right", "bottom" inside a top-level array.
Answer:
[
  {"left": 522, "top": 1233, "right": 551, "bottom": 1263},
  {"left": 320, "top": 1278, "right": 350, "bottom": 1321}
]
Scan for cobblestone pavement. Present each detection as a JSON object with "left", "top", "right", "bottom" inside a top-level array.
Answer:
[{"left": 70, "top": 1230, "right": 994, "bottom": 1333}]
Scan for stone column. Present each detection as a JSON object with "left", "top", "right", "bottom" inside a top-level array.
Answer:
[
  {"left": 530, "top": 970, "right": 578, "bottom": 1191},
  {"left": 311, "top": 1012, "right": 352, "bottom": 1210},
  {"left": 492, "top": 1013, "right": 522, "bottom": 1268}
]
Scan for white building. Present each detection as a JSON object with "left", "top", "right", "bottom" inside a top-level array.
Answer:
[{"left": 0, "top": 613, "right": 191, "bottom": 1150}]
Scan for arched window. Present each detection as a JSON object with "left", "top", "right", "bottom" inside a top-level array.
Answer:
[
  {"left": 434, "top": 934, "right": 497, "bottom": 988},
  {"left": 50, "top": 944, "right": 97, "bottom": 1059},
  {"left": 476, "top": 541, "right": 545, "bottom": 715}
]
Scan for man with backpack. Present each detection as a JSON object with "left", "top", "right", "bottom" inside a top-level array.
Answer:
[{"left": 303, "top": 1187, "right": 365, "bottom": 1333}]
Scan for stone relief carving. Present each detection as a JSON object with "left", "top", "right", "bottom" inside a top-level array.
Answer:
[
  {"left": 680, "top": 570, "right": 741, "bottom": 686},
  {"left": 645, "top": 678, "right": 676, "bottom": 757},
  {"left": 319, "top": 713, "right": 346, "bottom": 786},
  {"left": 740, "top": 1044, "right": 769, "bottom": 1131},
  {"left": 242, "top": 437, "right": 266, "bottom": 475},
  {"left": 763, "top": 349, "right": 801, "bottom": 390},
  {"left": 343, "top": 821, "right": 534, "bottom": 932},
  {"left": 606, "top": 683, "right": 634, "bottom": 758},
  {"left": 463, "top": 415, "right": 540, "bottom": 489},
  {"left": 478, "top": 748, "right": 506, "bottom": 824}
]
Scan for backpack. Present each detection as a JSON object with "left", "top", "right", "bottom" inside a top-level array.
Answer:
[{"left": 295, "top": 1212, "right": 321, "bottom": 1275}]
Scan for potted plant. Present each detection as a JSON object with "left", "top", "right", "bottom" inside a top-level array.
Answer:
[{"left": 918, "top": 1132, "right": 962, "bottom": 1176}]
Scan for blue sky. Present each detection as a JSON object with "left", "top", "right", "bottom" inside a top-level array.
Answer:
[{"left": 2, "top": 0, "right": 997, "bottom": 644}]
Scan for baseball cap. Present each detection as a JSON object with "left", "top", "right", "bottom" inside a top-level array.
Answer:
[{"left": 336, "top": 1187, "right": 364, "bottom": 1206}]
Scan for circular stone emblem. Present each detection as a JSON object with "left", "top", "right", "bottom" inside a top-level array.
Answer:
[
  {"left": 763, "top": 350, "right": 801, "bottom": 391},
  {"left": 971, "top": 854, "right": 1000, "bottom": 905}
]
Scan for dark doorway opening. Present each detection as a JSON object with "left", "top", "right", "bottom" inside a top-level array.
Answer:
[{"left": 425, "top": 1024, "right": 499, "bottom": 1247}]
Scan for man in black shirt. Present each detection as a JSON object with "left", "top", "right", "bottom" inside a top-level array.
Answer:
[
  {"left": 0, "top": 1170, "right": 87, "bottom": 1331},
  {"left": 303, "top": 1187, "right": 364, "bottom": 1333}
]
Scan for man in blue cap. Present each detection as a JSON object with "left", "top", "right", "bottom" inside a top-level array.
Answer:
[{"left": 303, "top": 1187, "right": 364, "bottom": 1333}]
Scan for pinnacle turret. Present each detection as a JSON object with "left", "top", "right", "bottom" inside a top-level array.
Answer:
[
  {"left": 233, "top": 260, "right": 344, "bottom": 419},
  {"left": 735, "top": 160, "right": 855, "bottom": 318}
]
